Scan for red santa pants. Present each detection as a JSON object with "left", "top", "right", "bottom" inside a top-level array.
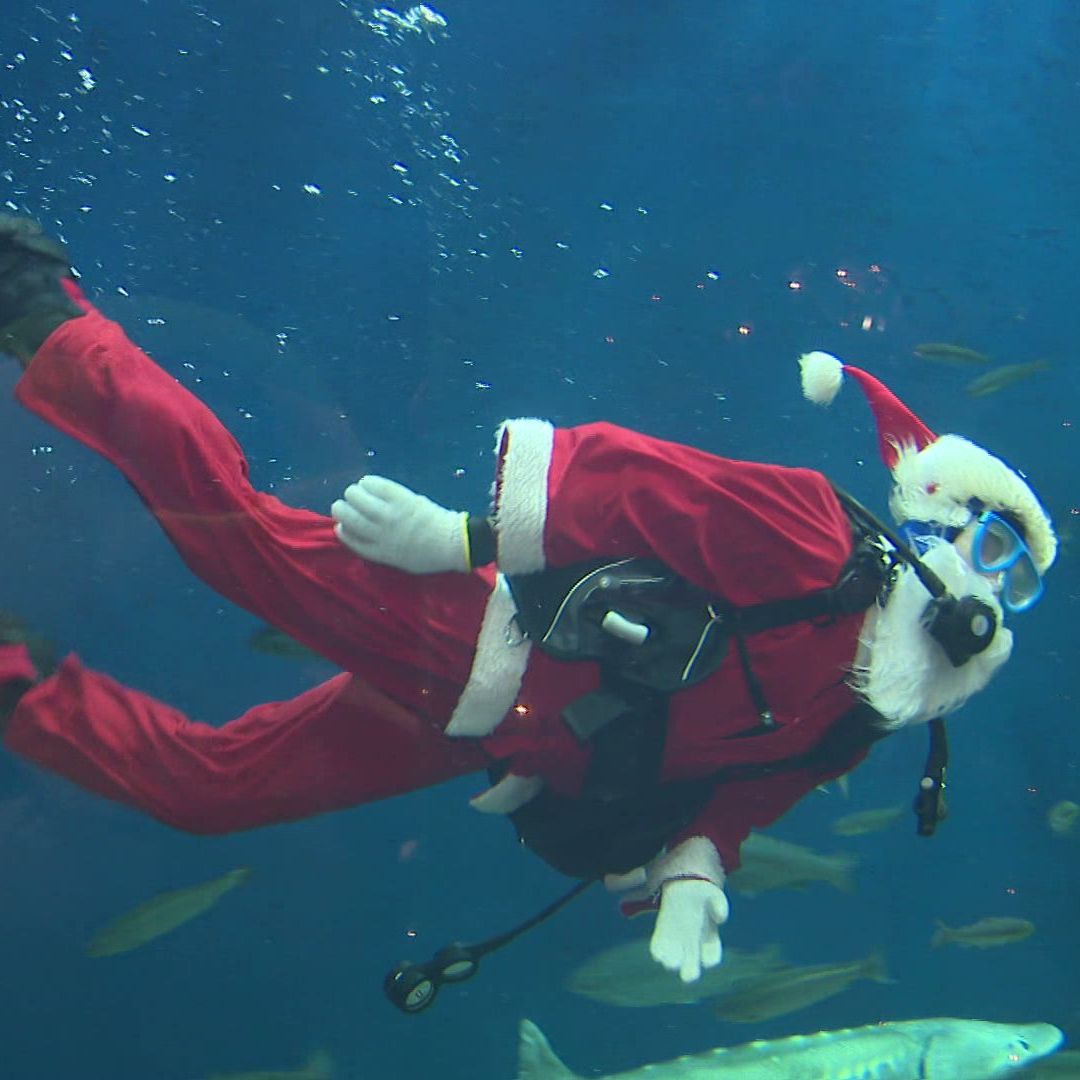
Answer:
[{"left": 2, "top": 294, "right": 493, "bottom": 833}]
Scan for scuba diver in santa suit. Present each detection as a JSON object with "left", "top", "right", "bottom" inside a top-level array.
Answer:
[{"left": 0, "top": 216, "right": 1058, "bottom": 989}]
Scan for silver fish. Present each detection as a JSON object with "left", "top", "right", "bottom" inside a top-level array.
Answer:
[
  {"left": 566, "top": 941, "right": 784, "bottom": 1007},
  {"left": 914, "top": 342, "right": 992, "bottom": 365},
  {"left": 727, "top": 833, "right": 857, "bottom": 894},
  {"left": 965, "top": 360, "right": 1051, "bottom": 397},
  {"left": 87, "top": 867, "right": 251, "bottom": 958},
  {"left": 514, "top": 1016, "right": 1062, "bottom": 1079},
  {"left": 830, "top": 805, "right": 904, "bottom": 837},
  {"left": 931, "top": 916, "right": 1035, "bottom": 949},
  {"left": 713, "top": 951, "right": 890, "bottom": 1023}
]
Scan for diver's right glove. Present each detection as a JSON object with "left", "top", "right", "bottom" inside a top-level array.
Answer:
[
  {"left": 332, "top": 476, "right": 473, "bottom": 574},
  {"left": 610, "top": 835, "right": 729, "bottom": 983},
  {"left": 650, "top": 877, "right": 729, "bottom": 983},
  {"left": 0, "top": 215, "right": 83, "bottom": 364}
]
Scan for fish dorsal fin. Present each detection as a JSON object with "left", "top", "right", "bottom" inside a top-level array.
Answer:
[{"left": 517, "top": 1020, "right": 580, "bottom": 1080}]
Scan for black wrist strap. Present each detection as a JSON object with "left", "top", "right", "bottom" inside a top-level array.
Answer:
[{"left": 466, "top": 515, "right": 497, "bottom": 569}]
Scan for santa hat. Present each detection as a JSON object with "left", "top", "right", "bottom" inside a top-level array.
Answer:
[{"left": 798, "top": 351, "right": 1057, "bottom": 573}]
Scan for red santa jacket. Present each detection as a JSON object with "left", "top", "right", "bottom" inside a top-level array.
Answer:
[{"left": 451, "top": 419, "right": 872, "bottom": 876}]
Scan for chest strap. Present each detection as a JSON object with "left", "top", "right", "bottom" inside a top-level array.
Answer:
[
  {"left": 506, "top": 533, "right": 890, "bottom": 796},
  {"left": 507, "top": 537, "right": 888, "bottom": 695}
]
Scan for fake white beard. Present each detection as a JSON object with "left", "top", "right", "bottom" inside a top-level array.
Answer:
[{"left": 851, "top": 538, "right": 1013, "bottom": 730}]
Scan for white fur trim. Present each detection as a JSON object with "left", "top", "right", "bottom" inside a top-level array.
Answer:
[
  {"left": 852, "top": 539, "right": 1013, "bottom": 728},
  {"left": 492, "top": 418, "right": 554, "bottom": 574},
  {"left": 604, "top": 867, "right": 648, "bottom": 892},
  {"left": 445, "top": 575, "right": 531, "bottom": 737},
  {"left": 798, "top": 351, "right": 845, "bottom": 406},
  {"left": 890, "top": 434, "right": 1057, "bottom": 572},
  {"left": 650, "top": 835, "right": 726, "bottom": 887},
  {"left": 468, "top": 773, "right": 544, "bottom": 814},
  {"left": 611, "top": 836, "right": 725, "bottom": 907}
]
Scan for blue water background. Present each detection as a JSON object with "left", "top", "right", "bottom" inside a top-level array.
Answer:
[{"left": 1, "top": 2, "right": 1077, "bottom": 1077}]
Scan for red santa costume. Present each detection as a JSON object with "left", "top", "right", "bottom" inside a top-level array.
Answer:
[{"left": 0, "top": 284, "right": 1057, "bottom": 980}]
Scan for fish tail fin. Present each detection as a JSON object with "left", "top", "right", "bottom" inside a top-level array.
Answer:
[
  {"left": 828, "top": 852, "right": 860, "bottom": 893},
  {"left": 304, "top": 1047, "right": 335, "bottom": 1078},
  {"left": 864, "top": 949, "right": 894, "bottom": 984},
  {"left": 931, "top": 920, "right": 951, "bottom": 948},
  {"left": 517, "top": 1020, "right": 580, "bottom": 1080}
]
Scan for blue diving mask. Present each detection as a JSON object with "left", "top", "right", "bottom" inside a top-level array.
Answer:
[{"left": 970, "top": 511, "right": 1043, "bottom": 614}]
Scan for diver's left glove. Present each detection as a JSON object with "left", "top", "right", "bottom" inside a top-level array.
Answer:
[
  {"left": 0, "top": 215, "right": 84, "bottom": 364},
  {"left": 332, "top": 476, "right": 487, "bottom": 574}
]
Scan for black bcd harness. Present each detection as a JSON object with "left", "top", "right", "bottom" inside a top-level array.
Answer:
[{"left": 498, "top": 505, "right": 948, "bottom": 880}]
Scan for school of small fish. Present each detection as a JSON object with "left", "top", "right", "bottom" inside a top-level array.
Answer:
[{"left": 562, "top": 814, "right": 1056, "bottom": 1078}]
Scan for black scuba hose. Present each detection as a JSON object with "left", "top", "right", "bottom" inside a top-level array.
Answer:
[{"left": 831, "top": 486, "right": 949, "bottom": 600}]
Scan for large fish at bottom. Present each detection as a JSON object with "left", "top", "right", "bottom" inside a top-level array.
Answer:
[{"left": 514, "top": 1016, "right": 1062, "bottom": 1080}]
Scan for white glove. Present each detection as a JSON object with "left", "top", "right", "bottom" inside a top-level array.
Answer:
[
  {"left": 331, "top": 475, "right": 469, "bottom": 574},
  {"left": 650, "top": 878, "right": 729, "bottom": 983},
  {"left": 606, "top": 837, "right": 729, "bottom": 983}
]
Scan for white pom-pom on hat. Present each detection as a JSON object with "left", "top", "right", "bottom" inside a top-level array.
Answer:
[
  {"left": 796, "top": 351, "right": 937, "bottom": 468},
  {"left": 798, "top": 351, "right": 845, "bottom": 406}
]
